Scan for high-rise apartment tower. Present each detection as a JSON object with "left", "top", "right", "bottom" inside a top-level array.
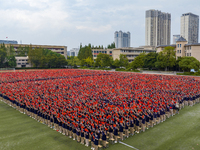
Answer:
[
  {"left": 181, "top": 13, "right": 199, "bottom": 44},
  {"left": 114, "top": 31, "right": 130, "bottom": 48},
  {"left": 145, "top": 9, "right": 171, "bottom": 47}
]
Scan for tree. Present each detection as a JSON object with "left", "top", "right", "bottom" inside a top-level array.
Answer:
[
  {"left": 179, "top": 57, "right": 200, "bottom": 72},
  {"left": 0, "top": 47, "right": 7, "bottom": 68},
  {"left": 175, "top": 57, "right": 183, "bottom": 71},
  {"left": 78, "top": 44, "right": 93, "bottom": 62},
  {"left": 155, "top": 46, "right": 176, "bottom": 71},
  {"left": 5, "top": 56, "right": 16, "bottom": 68},
  {"left": 130, "top": 53, "right": 146, "bottom": 69},
  {"left": 144, "top": 52, "right": 158, "bottom": 69},
  {"left": 119, "top": 54, "right": 129, "bottom": 68},
  {"left": 112, "top": 59, "right": 120, "bottom": 68},
  {"left": 28, "top": 46, "right": 67, "bottom": 68},
  {"left": 17, "top": 46, "right": 29, "bottom": 56},
  {"left": 107, "top": 42, "right": 115, "bottom": 49},
  {"left": 67, "top": 56, "right": 80, "bottom": 68},
  {"left": 95, "top": 53, "right": 111, "bottom": 68},
  {"left": 85, "top": 57, "right": 94, "bottom": 67}
]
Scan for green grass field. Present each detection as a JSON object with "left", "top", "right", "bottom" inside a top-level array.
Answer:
[{"left": 0, "top": 100, "right": 200, "bottom": 150}]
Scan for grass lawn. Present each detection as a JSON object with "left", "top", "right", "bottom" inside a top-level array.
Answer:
[{"left": 1, "top": 100, "right": 200, "bottom": 150}]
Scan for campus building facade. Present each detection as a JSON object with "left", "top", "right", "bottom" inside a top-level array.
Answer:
[
  {"left": 157, "top": 36, "right": 200, "bottom": 61},
  {"left": 145, "top": 9, "right": 171, "bottom": 47},
  {"left": 4, "top": 44, "right": 67, "bottom": 68},
  {"left": 112, "top": 46, "right": 156, "bottom": 62},
  {"left": 92, "top": 46, "right": 156, "bottom": 63},
  {"left": 92, "top": 49, "right": 113, "bottom": 60},
  {"left": 181, "top": 13, "right": 199, "bottom": 44}
]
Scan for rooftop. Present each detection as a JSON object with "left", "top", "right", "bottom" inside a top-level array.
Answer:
[{"left": 176, "top": 36, "right": 187, "bottom": 42}]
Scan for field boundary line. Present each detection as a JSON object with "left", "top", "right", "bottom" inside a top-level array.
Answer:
[{"left": 119, "top": 141, "right": 139, "bottom": 150}]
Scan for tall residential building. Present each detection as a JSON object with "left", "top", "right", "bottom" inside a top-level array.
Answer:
[
  {"left": 181, "top": 13, "right": 199, "bottom": 44},
  {"left": 145, "top": 9, "right": 171, "bottom": 47},
  {"left": 114, "top": 31, "right": 130, "bottom": 48},
  {"left": 173, "top": 35, "right": 180, "bottom": 44}
]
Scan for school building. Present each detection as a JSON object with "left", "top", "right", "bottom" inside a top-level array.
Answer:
[
  {"left": 92, "top": 46, "right": 156, "bottom": 63},
  {"left": 4, "top": 44, "right": 67, "bottom": 68},
  {"left": 156, "top": 36, "right": 200, "bottom": 61}
]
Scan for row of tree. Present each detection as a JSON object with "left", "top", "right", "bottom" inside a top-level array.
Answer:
[
  {"left": 130, "top": 46, "right": 200, "bottom": 72},
  {"left": 28, "top": 47, "right": 67, "bottom": 68},
  {"left": 0, "top": 44, "right": 67, "bottom": 68},
  {"left": 76, "top": 45, "right": 200, "bottom": 72}
]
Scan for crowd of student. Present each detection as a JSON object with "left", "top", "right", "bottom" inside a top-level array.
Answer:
[{"left": 0, "top": 69, "right": 200, "bottom": 150}]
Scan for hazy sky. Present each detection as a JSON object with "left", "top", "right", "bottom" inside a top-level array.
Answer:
[{"left": 0, "top": 0, "right": 200, "bottom": 50}]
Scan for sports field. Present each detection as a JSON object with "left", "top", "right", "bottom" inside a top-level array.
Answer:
[{"left": 1, "top": 100, "right": 200, "bottom": 150}]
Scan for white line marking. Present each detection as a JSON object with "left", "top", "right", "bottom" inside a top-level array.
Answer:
[{"left": 119, "top": 141, "right": 139, "bottom": 150}]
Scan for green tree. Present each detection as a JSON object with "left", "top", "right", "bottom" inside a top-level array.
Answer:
[
  {"left": 144, "top": 52, "right": 158, "bottom": 69},
  {"left": 95, "top": 53, "right": 111, "bottom": 68},
  {"left": 155, "top": 46, "right": 176, "bottom": 71},
  {"left": 85, "top": 57, "right": 94, "bottom": 67},
  {"left": 28, "top": 46, "right": 67, "bottom": 68},
  {"left": 119, "top": 54, "right": 129, "bottom": 68},
  {"left": 78, "top": 44, "right": 93, "bottom": 62},
  {"left": 5, "top": 56, "right": 17, "bottom": 68},
  {"left": 107, "top": 42, "right": 115, "bottom": 49},
  {"left": 112, "top": 59, "right": 120, "bottom": 68},
  {"left": 17, "top": 46, "right": 29, "bottom": 56},
  {"left": 0, "top": 47, "right": 7, "bottom": 68},
  {"left": 179, "top": 57, "right": 200, "bottom": 72},
  {"left": 130, "top": 53, "right": 146, "bottom": 69},
  {"left": 67, "top": 56, "right": 80, "bottom": 68}
]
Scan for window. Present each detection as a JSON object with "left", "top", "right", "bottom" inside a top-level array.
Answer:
[
  {"left": 180, "top": 50, "right": 181, "bottom": 53},
  {"left": 190, "top": 53, "right": 191, "bottom": 56},
  {"left": 17, "top": 63, "right": 21, "bottom": 65},
  {"left": 180, "top": 44, "right": 181, "bottom": 47},
  {"left": 177, "top": 50, "right": 179, "bottom": 53},
  {"left": 22, "top": 60, "right": 25, "bottom": 61},
  {"left": 110, "top": 51, "right": 112, "bottom": 54},
  {"left": 178, "top": 44, "right": 179, "bottom": 48},
  {"left": 97, "top": 51, "right": 99, "bottom": 53},
  {"left": 190, "top": 46, "right": 191, "bottom": 50},
  {"left": 94, "top": 51, "right": 96, "bottom": 53},
  {"left": 26, "top": 63, "right": 29, "bottom": 65},
  {"left": 94, "top": 55, "right": 97, "bottom": 57}
]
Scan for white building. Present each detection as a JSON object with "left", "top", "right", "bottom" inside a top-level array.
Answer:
[
  {"left": 181, "top": 13, "right": 199, "bottom": 44},
  {"left": 114, "top": 31, "right": 130, "bottom": 48},
  {"left": 145, "top": 9, "right": 171, "bottom": 47},
  {"left": 15, "top": 56, "right": 31, "bottom": 68},
  {"left": 69, "top": 48, "right": 79, "bottom": 57}
]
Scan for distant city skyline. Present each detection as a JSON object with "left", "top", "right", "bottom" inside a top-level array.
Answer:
[{"left": 0, "top": 0, "right": 200, "bottom": 50}]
